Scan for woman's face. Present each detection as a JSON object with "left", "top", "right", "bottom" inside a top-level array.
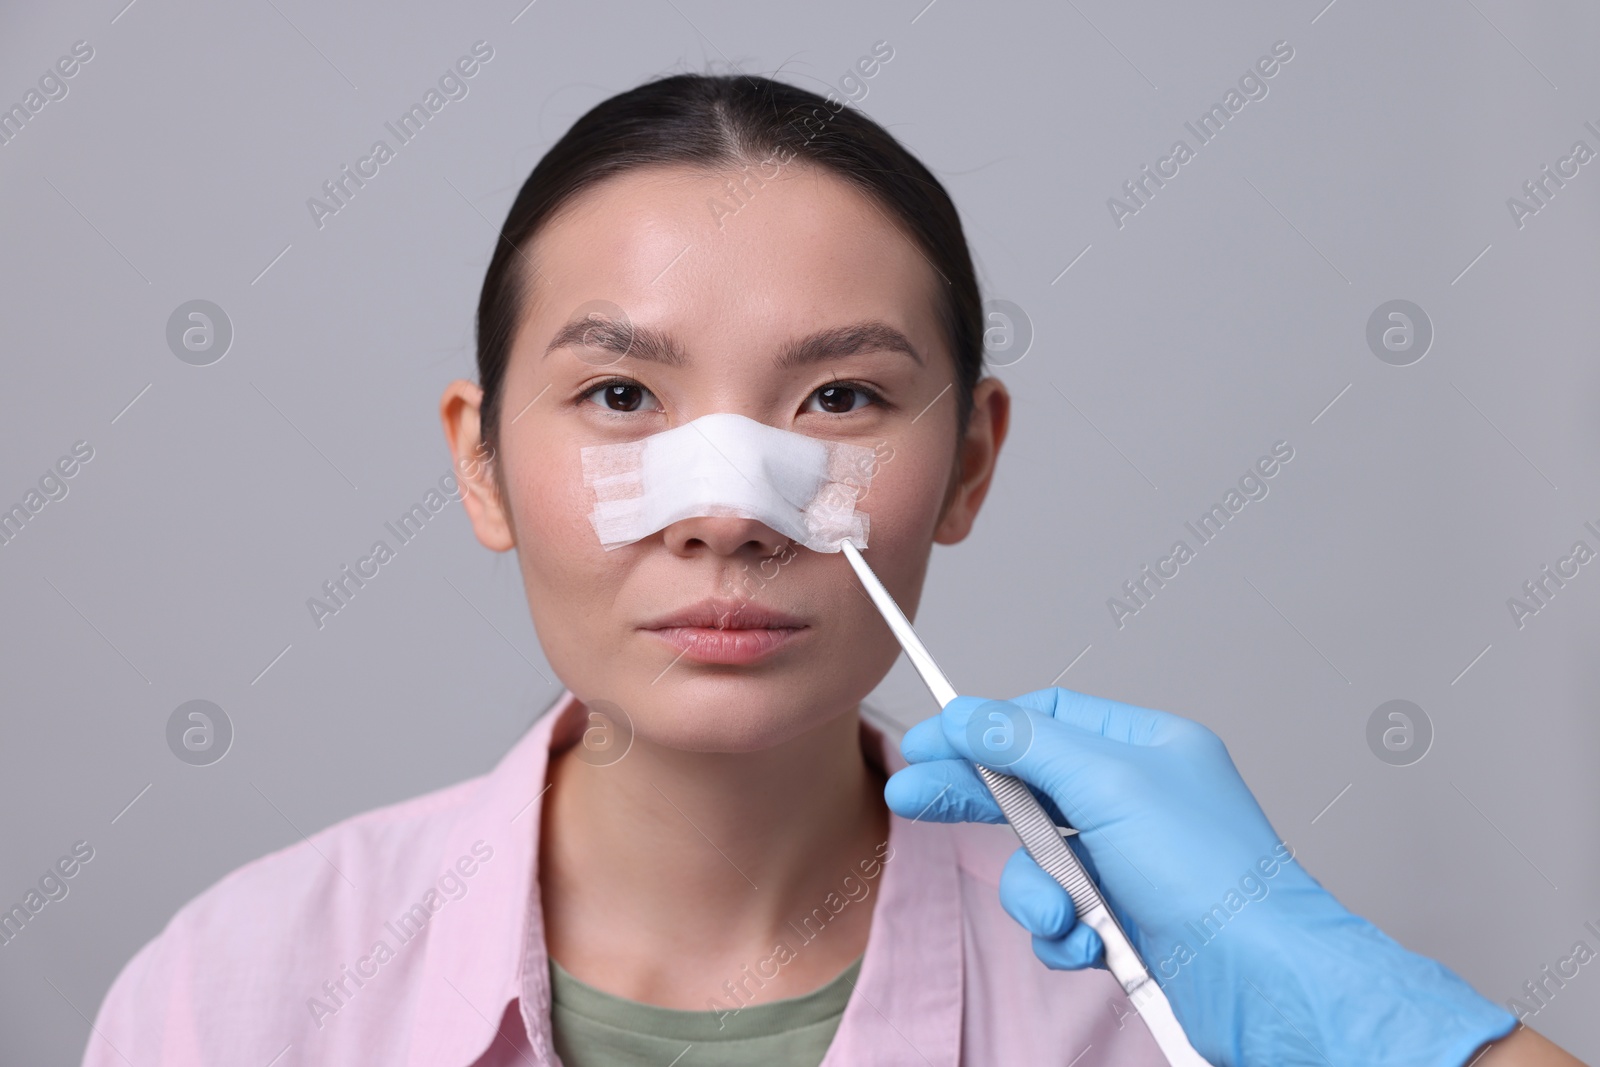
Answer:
[{"left": 443, "top": 162, "right": 1007, "bottom": 753}]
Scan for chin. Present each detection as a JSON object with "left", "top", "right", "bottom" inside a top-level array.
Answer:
[{"left": 628, "top": 674, "right": 847, "bottom": 754}]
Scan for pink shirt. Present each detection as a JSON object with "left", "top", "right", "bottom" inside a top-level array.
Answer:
[{"left": 84, "top": 691, "right": 1167, "bottom": 1066}]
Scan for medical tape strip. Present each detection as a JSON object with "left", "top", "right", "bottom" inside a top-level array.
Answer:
[{"left": 580, "top": 412, "right": 877, "bottom": 553}]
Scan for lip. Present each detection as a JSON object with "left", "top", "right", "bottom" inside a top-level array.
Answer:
[{"left": 640, "top": 597, "right": 809, "bottom": 666}]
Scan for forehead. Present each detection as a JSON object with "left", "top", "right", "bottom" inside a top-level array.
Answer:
[{"left": 522, "top": 162, "right": 945, "bottom": 353}]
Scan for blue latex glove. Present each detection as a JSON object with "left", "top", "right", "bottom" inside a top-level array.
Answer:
[{"left": 883, "top": 687, "right": 1517, "bottom": 1067}]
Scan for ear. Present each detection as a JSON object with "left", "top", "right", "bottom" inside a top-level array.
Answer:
[
  {"left": 933, "top": 377, "right": 1010, "bottom": 545},
  {"left": 440, "top": 379, "right": 516, "bottom": 552}
]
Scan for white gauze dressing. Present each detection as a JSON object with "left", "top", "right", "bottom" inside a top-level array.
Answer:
[{"left": 580, "top": 412, "right": 876, "bottom": 552}]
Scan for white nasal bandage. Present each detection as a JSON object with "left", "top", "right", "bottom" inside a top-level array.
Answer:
[{"left": 580, "top": 412, "right": 877, "bottom": 553}]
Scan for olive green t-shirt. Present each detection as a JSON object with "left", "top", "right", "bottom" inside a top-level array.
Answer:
[{"left": 548, "top": 955, "right": 863, "bottom": 1067}]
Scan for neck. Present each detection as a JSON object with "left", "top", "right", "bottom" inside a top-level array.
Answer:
[{"left": 539, "top": 699, "right": 890, "bottom": 1007}]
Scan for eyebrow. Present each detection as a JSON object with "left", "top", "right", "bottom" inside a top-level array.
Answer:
[
  {"left": 544, "top": 317, "right": 924, "bottom": 368},
  {"left": 777, "top": 322, "right": 925, "bottom": 369}
]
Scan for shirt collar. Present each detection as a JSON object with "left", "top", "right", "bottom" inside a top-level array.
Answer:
[
  {"left": 401, "top": 691, "right": 571, "bottom": 1067},
  {"left": 403, "top": 690, "right": 963, "bottom": 1067}
]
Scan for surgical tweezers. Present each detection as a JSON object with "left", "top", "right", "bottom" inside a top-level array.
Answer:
[{"left": 841, "top": 540, "right": 1210, "bottom": 1067}]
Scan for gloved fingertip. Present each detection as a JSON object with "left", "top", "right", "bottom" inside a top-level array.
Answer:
[
  {"left": 885, "top": 761, "right": 1007, "bottom": 825},
  {"left": 941, "top": 695, "right": 1038, "bottom": 770},
  {"left": 884, "top": 764, "right": 970, "bottom": 823},
  {"left": 899, "top": 715, "right": 954, "bottom": 764},
  {"left": 882, "top": 768, "right": 929, "bottom": 818},
  {"left": 1064, "top": 921, "right": 1104, "bottom": 968},
  {"left": 1030, "top": 923, "right": 1104, "bottom": 972},
  {"left": 938, "top": 695, "right": 989, "bottom": 746},
  {"left": 999, "top": 849, "right": 1074, "bottom": 938}
]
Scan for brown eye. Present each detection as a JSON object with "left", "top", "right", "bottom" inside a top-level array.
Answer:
[
  {"left": 808, "top": 384, "right": 872, "bottom": 414},
  {"left": 583, "top": 379, "right": 660, "bottom": 413}
]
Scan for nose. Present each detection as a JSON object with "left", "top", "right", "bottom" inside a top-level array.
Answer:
[{"left": 661, "top": 514, "right": 793, "bottom": 559}]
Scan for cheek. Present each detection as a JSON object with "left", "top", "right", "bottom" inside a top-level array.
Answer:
[
  {"left": 834, "top": 431, "right": 954, "bottom": 636},
  {"left": 503, "top": 431, "right": 619, "bottom": 618},
  {"left": 510, "top": 433, "right": 588, "bottom": 546},
  {"left": 855, "top": 436, "right": 954, "bottom": 555},
  {"left": 503, "top": 431, "right": 644, "bottom": 694}
]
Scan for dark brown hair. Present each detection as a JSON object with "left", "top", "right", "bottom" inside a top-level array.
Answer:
[{"left": 474, "top": 72, "right": 983, "bottom": 454}]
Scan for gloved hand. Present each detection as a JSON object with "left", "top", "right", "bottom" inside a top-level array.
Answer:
[{"left": 882, "top": 687, "right": 1517, "bottom": 1067}]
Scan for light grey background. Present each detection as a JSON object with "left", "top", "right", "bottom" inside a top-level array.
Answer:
[{"left": 3, "top": 0, "right": 1597, "bottom": 1062}]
